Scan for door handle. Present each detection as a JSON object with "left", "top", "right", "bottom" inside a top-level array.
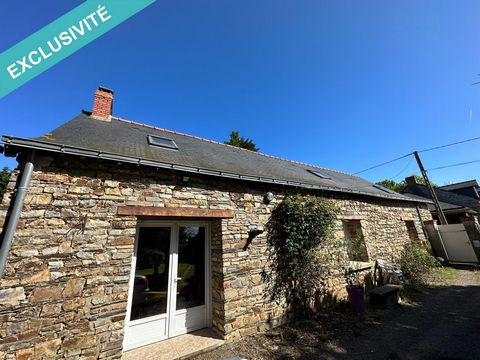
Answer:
[{"left": 174, "top": 277, "right": 182, "bottom": 282}]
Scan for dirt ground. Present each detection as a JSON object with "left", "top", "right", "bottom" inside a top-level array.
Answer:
[{"left": 191, "top": 269, "right": 480, "bottom": 360}]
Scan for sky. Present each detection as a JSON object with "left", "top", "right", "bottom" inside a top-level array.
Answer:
[{"left": 1, "top": 0, "right": 479, "bottom": 185}]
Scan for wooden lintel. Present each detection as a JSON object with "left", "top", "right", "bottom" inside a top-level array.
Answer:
[
  {"left": 117, "top": 206, "right": 235, "bottom": 219},
  {"left": 338, "top": 215, "right": 364, "bottom": 221},
  {"left": 401, "top": 216, "right": 414, "bottom": 221}
]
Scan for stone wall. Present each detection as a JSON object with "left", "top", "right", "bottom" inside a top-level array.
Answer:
[
  {"left": 218, "top": 190, "right": 431, "bottom": 340},
  {"left": 0, "top": 153, "right": 431, "bottom": 358}
]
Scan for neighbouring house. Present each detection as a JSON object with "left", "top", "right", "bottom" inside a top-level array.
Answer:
[
  {"left": 438, "top": 180, "right": 480, "bottom": 200},
  {"left": 0, "top": 87, "right": 432, "bottom": 359},
  {"left": 402, "top": 176, "right": 480, "bottom": 224}
]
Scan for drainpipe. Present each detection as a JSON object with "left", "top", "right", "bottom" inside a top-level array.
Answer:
[
  {"left": 0, "top": 150, "right": 35, "bottom": 278},
  {"left": 415, "top": 204, "right": 429, "bottom": 242}
]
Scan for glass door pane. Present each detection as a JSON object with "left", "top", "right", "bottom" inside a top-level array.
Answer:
[
  {"left": 176, "top": 226, "right": 206, "bottom": 310},
  {"left": 130, "top": 227, "right": 171, "bottom": 321}
]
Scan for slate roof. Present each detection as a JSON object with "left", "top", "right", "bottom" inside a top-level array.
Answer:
[
  {"left": 439, "top": 180, "right": 478, "bottom": 191},
  {"left": 401, "top": 193, "right": 477, "bottom": 215},
  {"left": 403, "top": 182, "right": 480, "bottom": 214},
  {"left": 438, "top": 180, "right": 480, "bottom": 199},
  {"left": 2, "top": 112, "right": 424, "bottom": 203}
]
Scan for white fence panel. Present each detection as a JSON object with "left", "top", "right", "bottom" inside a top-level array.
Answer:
[{"left": 437, "top": 224, "right": 478, "bottom": 264}]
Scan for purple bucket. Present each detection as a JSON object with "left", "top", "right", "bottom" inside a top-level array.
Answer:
[{"left": 346, "top": 285, "right": 365, "bottom": 313}]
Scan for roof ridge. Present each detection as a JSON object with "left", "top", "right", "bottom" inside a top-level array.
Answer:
[
  {"left": 111, "top": 116, "right": 353, "bottom": 177},
  {"left": 409, "top": 183, "right": 480, "bottom": 203},
  {"left": 439, "top": 180, "right": 478, "bottom": 188}
]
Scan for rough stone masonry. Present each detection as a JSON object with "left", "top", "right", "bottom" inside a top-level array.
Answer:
[{"left": 0, "top": 153, "right": 431, "bottom": 359}]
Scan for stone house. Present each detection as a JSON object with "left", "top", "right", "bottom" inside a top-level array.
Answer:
[{"left": 0, "top": 87, "right": 431, "bottom": 359}]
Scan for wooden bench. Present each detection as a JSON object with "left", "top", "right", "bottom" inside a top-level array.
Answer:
[{"left": 368, "top": 284, "right": 403, "bottom": 307}]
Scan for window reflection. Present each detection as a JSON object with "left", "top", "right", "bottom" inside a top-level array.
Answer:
[
  {"left": 130, "top": 225, "right": 207, "bottom": 321},
  {"left": 130, "top": 227, "right": 171, "bottom": 321},
  {"left": 176, "top": 226, "right": 206, "bottom": 310}
]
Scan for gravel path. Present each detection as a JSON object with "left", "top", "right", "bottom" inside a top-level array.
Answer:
[
  {"left": 339, "top": 270, "right": 480, "bottom": 360},
  {"left": 191, "top": 269, "right": 480, "bottom": 360}
]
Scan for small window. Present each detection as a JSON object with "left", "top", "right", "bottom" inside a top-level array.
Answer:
[
  {"left": 148, "top": 135, "right": 178, "bottom": 150},
  {"left": 405, "top": 220, "right": 420, "bottom": 242},
  {"left": 343, "top": 220, "right": 369, "bottom": 262},
  {"left": 307, "top": 169, "right": 331, "bottom": 179}
]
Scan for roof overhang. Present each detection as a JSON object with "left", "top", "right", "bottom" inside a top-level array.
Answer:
[
  {"left": 2, "top": 135, "right": 430, "bottom": 204},
  {"left": 431, "top": 208, "right": 478, "bottom": 215}
]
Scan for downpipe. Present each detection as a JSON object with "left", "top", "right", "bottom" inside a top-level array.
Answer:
[
  {"left": 416, "top": 204, "right": 429, "bottom": 241},
  {"left": 0, "top": 150, "right": 35, "bottom": 278}
]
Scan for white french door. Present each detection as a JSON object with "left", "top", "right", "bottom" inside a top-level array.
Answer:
[{"left": 123, "top": 222, "right": 211, "bottom": 350}]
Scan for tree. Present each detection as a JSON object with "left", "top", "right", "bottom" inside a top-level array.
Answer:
[
  {"left": 376, "top": 179, "right": 406, "bottom": 193},
  {"left": 376, "top": 174, "right": 437, "bottom": 193},
  {"left": 0, "top": 167, "right": 10, "bottom": 201},
  {"left": 224, "top": 131, "right": 259, "bottom": 152}
]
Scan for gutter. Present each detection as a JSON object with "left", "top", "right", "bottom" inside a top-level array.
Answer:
[
  {"left": 1, "top": 135, "right": 430, "bottom": 204},
  {"left": 0, "top": 150, "right": 35, "bottom": 278}
]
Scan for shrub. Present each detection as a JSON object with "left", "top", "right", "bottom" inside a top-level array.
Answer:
[
  {"left": 398, "top": 242, "right": 440, "bottom": 286},
  {"left": 0, "top": 167, "right": 10, "bottom": 201},
  {"left": 265, "top": 195, "right": 339, "bottom": 318}
]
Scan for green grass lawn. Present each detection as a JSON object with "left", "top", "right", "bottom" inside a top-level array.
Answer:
[{"left": 428, "top": 266, "right": 458, "bottom": 285}]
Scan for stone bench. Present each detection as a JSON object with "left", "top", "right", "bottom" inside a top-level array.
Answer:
[{"left": 369, "top": 284, "right": 403, "bottom": 307}]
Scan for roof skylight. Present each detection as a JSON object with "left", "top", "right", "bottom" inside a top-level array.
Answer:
[
  {"left": 307, "top": 169, "right": 331, "bottom": 179},
  {"left": 148, "top": 135, "right": 178, "bottom": 150},
  {"left": 373, "top": 184, "right": 394, "bottom": 194}
]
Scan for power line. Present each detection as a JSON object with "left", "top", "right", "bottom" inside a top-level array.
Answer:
[
  {"left": 427, "top": 159, "right": 480, "bottom": 171},
  {"left": 419, "top": 135, "right": 480, "bottom": 153},
  {"left": 389, "top": 156, "right": 414, "bottom": 181},
  {"left": 352, "top": 135, "right": 480, "bottom": 176},
  {"left": 353, "top": 153, "right": 412, "bottom": 175}
]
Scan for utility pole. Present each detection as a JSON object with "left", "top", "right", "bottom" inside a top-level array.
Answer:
[{"left": 413, "top": 151, "right": 448, "bottom": 225}]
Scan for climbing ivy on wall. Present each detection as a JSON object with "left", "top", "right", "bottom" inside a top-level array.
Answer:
[{"left": 266, "top": 194, "right": 339, "bottom": 318}]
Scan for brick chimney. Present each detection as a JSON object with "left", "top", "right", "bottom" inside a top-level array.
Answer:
[
  {"left": 92, "top": 86, "right": 114, "bottom": 120},
  {"left": 405, "top": 176, "right": 417, "bottom": 187}
]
